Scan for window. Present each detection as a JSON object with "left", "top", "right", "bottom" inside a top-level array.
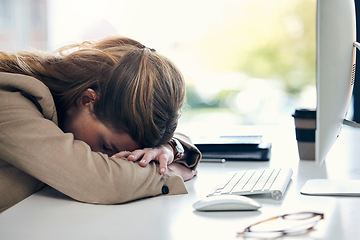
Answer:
[{"left": 0, "top": 0, "right": 316, "bottom": 135}]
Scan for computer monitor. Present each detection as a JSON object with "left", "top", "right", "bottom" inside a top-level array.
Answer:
[
  {"left": 301, "top": 0, "right": 360, "bottom": 196},
  {"left": 316, "top": 0, "right": 357, "bottom": 165}
]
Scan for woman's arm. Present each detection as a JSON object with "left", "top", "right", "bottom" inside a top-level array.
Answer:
[
  {"left": 0, "top": 87, "right": 187, "bottom": 205},
  {"left": 168, "top": 162, "right": 198, "bottom": 181}
]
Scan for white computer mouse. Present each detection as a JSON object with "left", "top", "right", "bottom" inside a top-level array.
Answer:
[{"left": 193, "top": 195, "right": 262, "bottom": 211}]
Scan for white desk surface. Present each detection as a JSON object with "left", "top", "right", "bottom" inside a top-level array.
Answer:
[{"left": 1, "top": 124, "right": 360, "bottom": 240}]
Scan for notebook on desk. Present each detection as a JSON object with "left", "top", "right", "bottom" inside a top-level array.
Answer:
[{"left": 194, "top": 135, "right": 271, "bottom": 161}]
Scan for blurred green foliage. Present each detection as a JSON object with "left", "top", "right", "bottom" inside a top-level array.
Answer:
[{"left": 194, "top": 0, "right": 316, "bottom": 96}]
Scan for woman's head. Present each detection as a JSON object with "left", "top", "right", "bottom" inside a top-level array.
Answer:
[
  {"left": 94, "top": 45, "right": 185, "bottom": 148},
  {"left": 0, "top": 36, "right": 186, "bottom": 149}
]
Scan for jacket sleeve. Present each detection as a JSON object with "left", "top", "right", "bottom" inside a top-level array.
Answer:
[
  {"left": 0, "top": 89, "right": 186, "bottom": 205},
  {"left": 173, "top": 133, "right": 202, "bottom": 170}
]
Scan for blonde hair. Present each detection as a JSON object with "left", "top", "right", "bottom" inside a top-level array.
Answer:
[{"left": 0, "top": 36, "right": 185, "bottom": 147}]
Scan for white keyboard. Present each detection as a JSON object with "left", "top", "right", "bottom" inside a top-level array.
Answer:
[{"left": 207, "top": 168, "right": 293, "bottom": 200}]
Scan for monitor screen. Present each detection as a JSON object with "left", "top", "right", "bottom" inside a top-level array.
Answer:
[{"left": 315, "top": 0, "right": 357, "bottom": 165}]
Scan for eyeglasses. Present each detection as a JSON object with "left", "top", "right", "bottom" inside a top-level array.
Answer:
[{"left": 237, "top": 211, "right": 324, "bottom": 239}]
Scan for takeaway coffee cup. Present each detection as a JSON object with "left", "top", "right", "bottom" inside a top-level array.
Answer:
[{"left": 292, "top": 108, "right": 316, "bottom": 160}]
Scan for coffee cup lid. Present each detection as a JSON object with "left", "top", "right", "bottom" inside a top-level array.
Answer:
[{"left": 292, "top": 108, "right": 316, "bottom": 119}]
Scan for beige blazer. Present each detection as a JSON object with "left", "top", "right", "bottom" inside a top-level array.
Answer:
[{"left": 0, "top": 72, "right": 201, "bottom": 212}]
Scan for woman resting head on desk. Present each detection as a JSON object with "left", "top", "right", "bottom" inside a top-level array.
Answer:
[{"left": 0, "top": 36, "right": 201, "bottom": 212}]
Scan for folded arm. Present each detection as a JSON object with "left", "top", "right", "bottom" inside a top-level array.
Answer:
[{"left": 0, "top": 89, "right": 199, "bottom": 205}]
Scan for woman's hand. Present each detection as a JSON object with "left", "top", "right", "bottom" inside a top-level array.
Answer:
[{"left": 111, "top": 144, "right": 174, "bottom": 175}]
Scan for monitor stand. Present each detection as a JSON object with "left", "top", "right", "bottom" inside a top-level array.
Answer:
[
  {"left": 301, "top": 119, "right": 360, "bottom": 196},
  {"left": 301, "top": 179, "right": 360, "bottom": 197}
]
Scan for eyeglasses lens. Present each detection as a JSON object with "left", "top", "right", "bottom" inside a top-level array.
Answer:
[{"left": 237, "top": 212, "right": 324, "bottom": 239}]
